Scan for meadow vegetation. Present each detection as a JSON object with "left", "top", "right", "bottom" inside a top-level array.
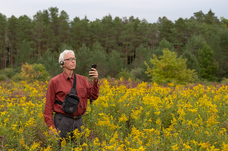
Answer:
[{"left": 0, "top": 64, "right": 228, "bottom": 150}]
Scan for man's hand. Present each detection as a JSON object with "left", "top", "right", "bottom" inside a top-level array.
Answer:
[{"left": 89, "top": 68, "right": 98, "bottom": 81}]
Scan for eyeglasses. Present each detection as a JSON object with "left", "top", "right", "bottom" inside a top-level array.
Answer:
[{"left": 64, "top": 58, "right": 76, "bottom": 62}]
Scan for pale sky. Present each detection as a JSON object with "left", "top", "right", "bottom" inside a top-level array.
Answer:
[{"left": 0, "top": 0, "right": 227, "bottom": 23}]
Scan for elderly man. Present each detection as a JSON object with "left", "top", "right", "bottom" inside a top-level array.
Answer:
[{"left": 43, "top": 49, "right": 99, "bottom": 148}]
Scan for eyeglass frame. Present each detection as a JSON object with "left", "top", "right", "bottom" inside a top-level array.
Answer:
[{"left": 64, "top": 57, "right": 76, "bottom": 62}]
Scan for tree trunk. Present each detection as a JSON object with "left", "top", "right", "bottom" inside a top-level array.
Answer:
[
  {"left": 125, "top": 43, "right": 128, "bottom": 65},
  {"left": 10, "top": 42, "right": 13, "bottom": 67},
  {"left": 38, "top": 42, "right": 41, "bottom": 58}
]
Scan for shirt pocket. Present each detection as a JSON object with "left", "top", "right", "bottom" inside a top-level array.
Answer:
[{"left": 57, "top": 91, "right": 66, "bottom": 98}]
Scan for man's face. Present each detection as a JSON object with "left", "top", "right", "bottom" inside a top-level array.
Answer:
[{"left": 63, "top": 52, "right": 76, "bottom": 70}]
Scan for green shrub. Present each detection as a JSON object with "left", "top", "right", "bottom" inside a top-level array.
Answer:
[
  {"left": 220, "top": 78, "right": 228, "bottom": 85},
  {"left": 0, "top": 68, "right": 16, "bottom": 81},
  {"left": 0, "top": 73, "right": 8, "bottom": 81},
  {"left": 145, "top": 49, "right": 198, "bottom": 85},
  {"left": 2, "top": 68, "right": 15, "bottom": 78},
  {"left": 130, "top": 67, "right": 150, "bottom": 82},
  {"left": 12, "top": 63, "right": 50, "bottom": 82},
  {"left": 130, "top": 68, "right": 143, "bottom": 81},
  {"left": 198, "top": 43, "right": 219, "bottom": 81},
  {"left": 12, "top": 73, "right": 22, "bottom": 82},
  {"left": 116, "top": 68, "right": 135, "bottom": 81}
]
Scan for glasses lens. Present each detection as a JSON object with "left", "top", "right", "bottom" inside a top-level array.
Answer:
[
  {"left": 70, "top": 58, "right": 76, "bottom": 61},
  {"left": 65, "top": 58, "right": 76, "bottom": 61}
]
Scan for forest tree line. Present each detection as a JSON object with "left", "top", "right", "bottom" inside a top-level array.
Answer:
[{"left": 0, "top": 7, "right": 228, "bottom": 82}]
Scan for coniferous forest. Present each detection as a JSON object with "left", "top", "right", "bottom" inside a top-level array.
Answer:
[{"left": 0, "top": 7, "right": 228, "bottom": 82}]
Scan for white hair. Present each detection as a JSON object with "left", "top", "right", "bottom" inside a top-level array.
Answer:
[{"left": 58, "top": 50, "right": 75, "bottom": 68}]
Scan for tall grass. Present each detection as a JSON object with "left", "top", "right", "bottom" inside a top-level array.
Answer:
[{"left": 0, "top": 79, "right": 228, "bottom": 150}]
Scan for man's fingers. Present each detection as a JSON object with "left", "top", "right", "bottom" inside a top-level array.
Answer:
[{"left": 89, "top": 70, "right": 98, "bottom": 76}]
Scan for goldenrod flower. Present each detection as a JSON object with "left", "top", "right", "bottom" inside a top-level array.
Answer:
[
  {"left": 30, "top": 141, "right": 40, "bottom": 150},
  {"left": 183, "top": 141, "right": 192, "bottom": 150},
  {"left": 93, "top": 137, "right": 100, "bottom": 146},
  {"left": 119, "top": 114, "right": 128, "bottom": 122},
  {"left": 171, "top": 144, "right": 179, "bottom": 150},
  {"left": 61, "top": 138, "right": 66, "bottom": 147}
]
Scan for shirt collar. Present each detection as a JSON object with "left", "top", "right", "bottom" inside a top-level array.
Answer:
[{"left": 62, "top": 71, "right": 74, "bottom": 81}]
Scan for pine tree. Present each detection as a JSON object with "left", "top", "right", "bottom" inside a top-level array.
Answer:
[
  {"left": 8, "top": 16, "right": 20, "bottom": 67},
  {"left": 101, "top": 15, "right": 116, "bottom": 53},
  {"left": 0, "top": 13, "right": 7, "bottom": 68},
  {"left": 198, "top": 43, "right": 218, "bottom": 81},
  {"left": 108, "top": 50, "right": 124, "bottom": 77},
  {"left": 90, "top": 42, "right": 108, "bottom": 77},
  {"left": 15, "top": 40, "right": 33, "bottom": 65},
  {"left": 119, "top": 22, "right": 136, "bottom": 65},
  {"left": 75, "top": 44, "right": 92, "bottom": 76},
  {"left": 154, "top": 38, "right": 174, "bottom": 57}
]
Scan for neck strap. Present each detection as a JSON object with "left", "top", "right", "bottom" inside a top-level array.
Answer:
[{"left": 70, "top": 74, "right": 77, "bottom": 95}]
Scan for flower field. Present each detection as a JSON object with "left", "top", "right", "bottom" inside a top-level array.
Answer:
[{"left": 0, "top": 79, "right": 228, "bottom": 151}]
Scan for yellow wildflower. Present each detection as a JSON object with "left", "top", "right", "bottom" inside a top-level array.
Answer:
[
  {"left": 221, "top": 142, "right": 228, "bottom": 151},
  {"left": 82, "top": 142, "right": 88, "bottom": 147},
  {"left": 119, "top": 114, "right": 128, "bottom": 122},
  {"left": 117, "top": 144, "right": 125, "bottom": 151},
  {"left": 183, "top": 141, "right": 192, "bottom": 150},
  {"left": 93, "top": 137, "right": 100, "bottom": 146},
  {"left": 25, "top": 117, "right": 36, "bottom": 127},
  {"left": 73, "top": 147, "right": 82, "bottom": 151},
  {"left": 43, "top": 145, "right": 52, "bottom": 151},
  {"left": 61, "top": 138, "right": 66, "bottom": 147},
  {"left": 171, "top": 144, "right": 179, "bottom": 150},
  {"left": 30, "top": 141, "right": 40, "bottom": 150}
]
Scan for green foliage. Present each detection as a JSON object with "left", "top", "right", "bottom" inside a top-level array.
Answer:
[
  {"left": 206, "top": 30, "right": 224, "bottom": 79},
  {"left": 198, "top": 43, "right": 219, "bottom": 81},
  {"left": 0, "top": 73, "right": 8, "bottom": 81},
  {"left": 15, "top": 39, "right": 33, "bottom": 65},
  {"left": 131, "top": 45, "right": 152, "bottom": 81},
  {"left": 218, "top": 28, "right": 228, "bottom": 77},
  {"left": 75, "top": 44, "right": 92, "bottom": 76},
  {"left": 0, "top": 13, "right": 7, "bottom": 69},
  {"left": 182, "top": 50, "right": 201, "bottom": 74},
  {"left": 116, "top": 68, "right": 135, "bottom": 81},
  {"left": 185, "top": 34, "right": 206, "bottom": 57},
  {"left": 90, "top": 42, "right": 108, "bottom": 78},
  {"left": 221, "top": 17, "right": 228, "bottom": 28},
  {"left": 132, "top": 45, "right": 152, "bottom": 68},
  {"left": 12, "top": 73, "right": 22, "bottom": 81},
  {"left": 59, "top": 43, "right": 73, "bottom": 52},
  {"left": 130, "top": 67, "right": 149, "bottom": 82},
  {"left": 220, "top": 78, "right": 228, "bottom": 85},
  {"left": 37, "top": 50, "right": 61, "bottom": 77},
  {"left": 154, "top": 38, "right": 175, "bottom": 57},
  {"left": 12, "top": 63, "right": 50, "bottom": 82},
  {"left": 1, "top": 68, "right": 15, "bottom": 78},
  {"left": 1, "top": 9, "right": 228, "bottom": 81},
  {"left": 107, "top": 50, "right": 124, "bottom": 77},
  {"left": 0, "top": 68, "right": 17, "bottom": 81},
  {"left": 157, "top": 16, "right": 174, "bottom": 42},
  {"left": 145, "top": 49, "right": 197, "bottom": 85}
]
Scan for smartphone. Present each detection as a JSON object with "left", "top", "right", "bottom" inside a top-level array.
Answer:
[
  {"left": 91, "top": 64, "right": 97, "bottom": 70},
  {"left": 90, "top": 64, "right": 97, "bottom": 77}
]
